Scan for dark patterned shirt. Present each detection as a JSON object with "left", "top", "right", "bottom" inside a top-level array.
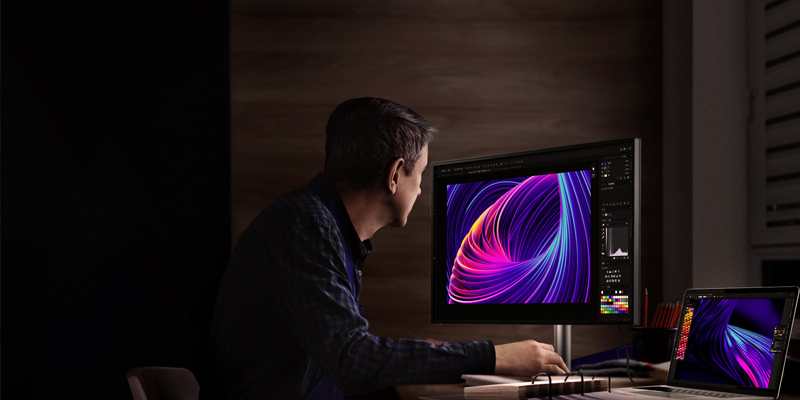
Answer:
[{"left": 206, "top": 173, "right": 495, "bottom": 400}]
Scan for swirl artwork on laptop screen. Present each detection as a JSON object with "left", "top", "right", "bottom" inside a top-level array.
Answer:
[
  {"left": 445, "top": 170, "right": 591, "bottom": 304},
  {"left": 675, "top": 298, "right": 783, "bottom": 388}
]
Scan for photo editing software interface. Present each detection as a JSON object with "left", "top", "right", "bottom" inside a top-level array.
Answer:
[
  {"left": 431, "top": 139, "right": 641, "bottom": 325},
  {"left": 669, "top": 289, "right": 797, "bottom": 391}
]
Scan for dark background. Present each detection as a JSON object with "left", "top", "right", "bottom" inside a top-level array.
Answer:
[{"left": 2, "top": 0, "right": 231, "bottom": 398}]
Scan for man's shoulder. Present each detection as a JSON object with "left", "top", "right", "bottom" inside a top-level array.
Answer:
[{"left": 257, "top": 185, "right": 336, "bottom": 229}]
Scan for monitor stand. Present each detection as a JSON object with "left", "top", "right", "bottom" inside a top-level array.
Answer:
[{"left": 554, "top": 325, "right": 571, "bottom": 370}]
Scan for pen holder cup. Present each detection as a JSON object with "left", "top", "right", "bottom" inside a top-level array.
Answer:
[{"left": 631, "top": 327, "right": 677, "bottom": 363}]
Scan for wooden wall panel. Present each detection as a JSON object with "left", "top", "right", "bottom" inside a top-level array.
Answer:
[{"left": 232, "top": 0, "right": 662, "bottom": 360}]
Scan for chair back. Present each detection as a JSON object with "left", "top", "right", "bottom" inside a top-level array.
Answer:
[{"left": 126, "top": 366, "right": 200, "bottom": 400}]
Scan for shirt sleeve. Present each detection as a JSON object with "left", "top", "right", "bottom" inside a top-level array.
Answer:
[{"left": 271, "top": 217, "right": 495, "bottom": 395}]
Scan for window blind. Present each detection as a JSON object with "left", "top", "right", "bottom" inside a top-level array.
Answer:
[{"left": 764, "top": 0, "right": 800, "bottom": 230}]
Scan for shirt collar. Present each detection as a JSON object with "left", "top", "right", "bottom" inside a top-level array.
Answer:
[{"left": 308, "top": 172, "right": 372, "bottom": 259}]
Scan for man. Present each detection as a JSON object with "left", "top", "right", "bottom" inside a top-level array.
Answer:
[{"left": 206, "top": 97, "right": 568, "bottom": 400}]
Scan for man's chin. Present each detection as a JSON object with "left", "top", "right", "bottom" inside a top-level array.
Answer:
[{"left": 388, "top": 218, "right": 408, "bottom": 228}]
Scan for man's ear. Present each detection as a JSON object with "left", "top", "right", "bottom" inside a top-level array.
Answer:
[{"left": 386, "top": 157, "right": 405, "bottom": 194}]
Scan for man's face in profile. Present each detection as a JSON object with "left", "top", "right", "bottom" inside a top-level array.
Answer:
[{"left": 389, "top": 144, "right": 428, "bottom": 228}]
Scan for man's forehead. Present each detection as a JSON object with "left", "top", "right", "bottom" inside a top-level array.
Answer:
[{"left": 420, "top": 146, "right": 429, "bottom": 167}]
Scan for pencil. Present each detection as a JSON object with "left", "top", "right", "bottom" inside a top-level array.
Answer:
[
  {"left": 672, "top": 301, "right": 682, "bottom": 327},
  {"left": 659, "top": 301, "right": 668, "bottom": 328},
  {"left": 667, "top": 301, "right": 676, "bottom": 328},
  {"left": 671, "top": 301, "right": 679, "bottom": 328},
  {"left": 650, "top": 301, "right": 661, "bottom": 328},
  {"left": 651, "top": 301, "right": 664, "bottom": 328}
]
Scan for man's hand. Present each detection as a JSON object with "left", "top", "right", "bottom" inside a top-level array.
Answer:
[{"left": 494, "top": 340, "right": 569, "bottom": 376}]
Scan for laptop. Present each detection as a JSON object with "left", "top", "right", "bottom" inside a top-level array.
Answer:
[{"left": 586, "top": 286, "right": 799, "bottom": 400}]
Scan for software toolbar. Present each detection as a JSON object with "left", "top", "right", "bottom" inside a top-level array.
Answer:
[{"left": 598, "top": 152, "right": 635, "bottom": 319}]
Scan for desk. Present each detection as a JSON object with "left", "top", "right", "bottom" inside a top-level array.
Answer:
[
  {"left": 397, "top": 376, "right": 665, "bottom": 400},
  {"left": 347, "top": 337, "right": 800, "bottom": 400},
  {"left": 390, "top": 337, "right": 800, "bottom": 400},
  {"left": 343, "top": 377, "right": 665, "bottom": 400},
  {"left": 393, "top": 377, "right": 800, "bottom": 400}
]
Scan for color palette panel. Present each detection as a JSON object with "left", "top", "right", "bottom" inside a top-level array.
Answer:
[
  {"left": 676, "top": 306, "right": 694, "bottom": 360},
  {"left": 600, "top": 295, "right": 629, "bottom": 314}
]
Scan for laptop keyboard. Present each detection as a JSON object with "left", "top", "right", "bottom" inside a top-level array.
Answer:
[
  {"left": 641, "top": 387, "right": 747, "bottom": 398},
  {"left": 670, "top": 389, "right": 745, "bottom": 398}
]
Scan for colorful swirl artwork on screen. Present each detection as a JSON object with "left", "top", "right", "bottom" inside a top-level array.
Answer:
[
  {"left": 445, "top": 170, "right": 591, "bottom": 304},
  {"left": 675, "top": 298, "right": 782, "bottom": 388}
]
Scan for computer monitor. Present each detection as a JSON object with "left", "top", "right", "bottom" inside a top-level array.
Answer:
[{"left": 431, "top": 138, "right": 641, "bottom": 326}]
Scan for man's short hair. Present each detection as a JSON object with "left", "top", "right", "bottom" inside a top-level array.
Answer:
[{"left": 324, "top": 97, "right": 435, "bottom": 192}]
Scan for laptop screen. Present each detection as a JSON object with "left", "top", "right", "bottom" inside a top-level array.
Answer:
[{"left": 667, "top": 287, "right": 798, "bottom": 394}]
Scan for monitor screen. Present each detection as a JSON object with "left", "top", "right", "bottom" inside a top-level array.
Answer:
[{"left": 431, "top": 138, "right": 641, "bottom": 325}]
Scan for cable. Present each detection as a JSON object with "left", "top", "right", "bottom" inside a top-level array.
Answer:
[{"left": 617, "top": 325, "right": 641, "bottom": 387}]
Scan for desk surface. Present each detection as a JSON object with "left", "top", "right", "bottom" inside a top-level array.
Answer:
[
  {"left": 394, "top": 377, "right": 800, "bottom": 400},
  {"left": 397, "top": 376, "right": 664, "bottom": 400}
]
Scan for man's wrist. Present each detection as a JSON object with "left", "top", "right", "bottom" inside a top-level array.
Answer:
[{"left": 465, "top": 340, "right": 495, "bottom": 375}]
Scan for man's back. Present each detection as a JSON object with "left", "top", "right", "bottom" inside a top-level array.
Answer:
[{"left": 207, "top": 183, "right": 341, "bottom": 399}]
